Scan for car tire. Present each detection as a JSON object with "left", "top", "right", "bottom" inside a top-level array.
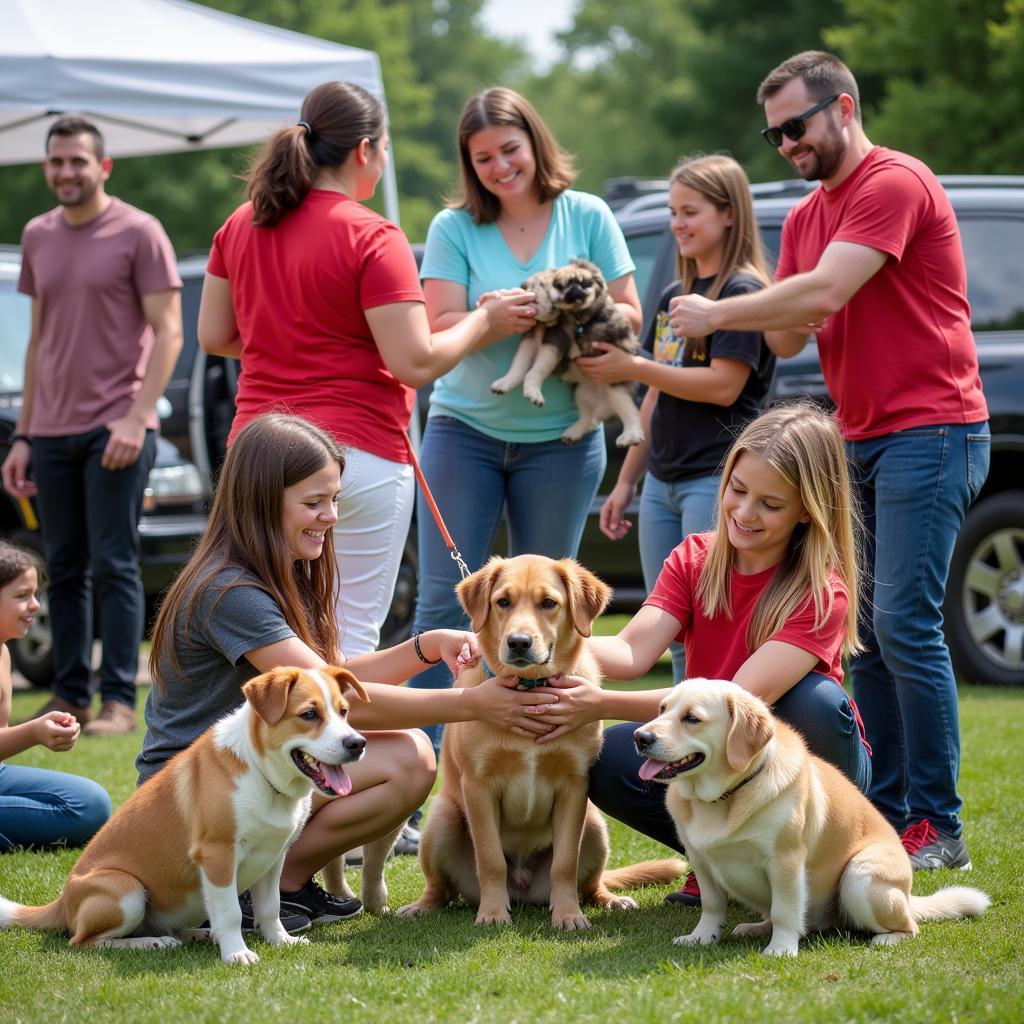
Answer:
[
  {"left": 380, "top": 526, "right": 418, "bottom": 650},
  {"left": 944, "top": 490, "right": 1024, "bottom": 687},
  {"left": 8, "top": 529, "right": 55, "bottom": 689}
]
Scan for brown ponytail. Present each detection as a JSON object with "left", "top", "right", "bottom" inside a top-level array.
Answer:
[{"left": 245, "top": 81, "right": 385, "bottom": 228}]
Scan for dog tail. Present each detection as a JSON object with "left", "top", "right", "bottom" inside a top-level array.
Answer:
[
  {"left": 909, "top": 886, "right": 990, "bottom": 922},
  {"left": 602, "top": 858, "right": 688, "bottom": 890},
  {"left": 0, "top": 893, "right": 67, "bottom": 932}
]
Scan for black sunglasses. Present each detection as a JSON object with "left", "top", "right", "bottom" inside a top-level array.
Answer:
[{"left": 760, "top": 94, "right": 840, "bottom": 148}]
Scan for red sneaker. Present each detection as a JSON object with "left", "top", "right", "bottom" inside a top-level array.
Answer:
[{"left": 664, "top": 870, "right": 701, "bottom": 906}]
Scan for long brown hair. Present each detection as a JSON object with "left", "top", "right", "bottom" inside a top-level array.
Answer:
[
  {"left": 695, "top": 402, "right": 863, "bottom": 659},
  {"left": 149, "top": 414, "right": 345, "bottom": 688},
  {"left": 450, "top": 87, "right": 576, "bottom": 224},
  {"left": 669, "top": 153, "right": 770, "bottom": 359},
  {"left": 245, "top": 81, "right": 384, "bottom": 228}
]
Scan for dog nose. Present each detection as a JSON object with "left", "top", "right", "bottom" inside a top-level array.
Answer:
[
  {"left": 505, "top": 633, "right": 533, "bottom": 656},
  {"left": 343, "top": 734, "right": 366, "bottom": 756},
  {"left": 564, "top": 283, "right": 585, "bottom": 303},
  {"left": 634, "top": 728, "right": 656, "bottom": 752}
]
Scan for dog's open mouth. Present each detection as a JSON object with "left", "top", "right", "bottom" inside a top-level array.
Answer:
[
  {"left": 638, "top": 752, "right": 705, "bottom": 781},
  {"left": 291, "top": 749, "right": 353, "bottom": 797}
]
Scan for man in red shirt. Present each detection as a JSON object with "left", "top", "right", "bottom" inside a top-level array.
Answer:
[
  {"left": 671, "top": 51, "right": 989, "bottom": 871},
  {"left": 1, "top": 117, "right": 182, "bottom": 735}
]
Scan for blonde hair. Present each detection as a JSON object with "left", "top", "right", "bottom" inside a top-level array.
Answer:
[
  {"left": 695, "top": 402, "right": 863, "bottom": 659},
  {"left": 669, "top": 153, "right": 771, "bottom": 359}
]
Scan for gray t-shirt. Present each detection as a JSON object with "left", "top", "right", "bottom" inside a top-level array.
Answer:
[{"left": 135, "top": 568, "right": 296, "bottom": 785}]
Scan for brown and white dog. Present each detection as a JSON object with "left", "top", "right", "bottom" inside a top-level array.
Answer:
[
  {"left": 635, "top": 679, "right": 990, "bottom": 956},
  {"left": 490, "top": 259, "right": 645, "bottom": 448},
  {"left": 397, "top": 554, "right": 685, "bottom": 930},
  {"left": 0, "top": 666, "right": 368, "bottom": 964}
]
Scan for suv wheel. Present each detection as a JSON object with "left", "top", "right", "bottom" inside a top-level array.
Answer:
[
  {"left": 945, "top": 491, "right": 1024, "bottom": 686},
  {"left": 8, "top": 530, "right": 55, "bottom": 689}
]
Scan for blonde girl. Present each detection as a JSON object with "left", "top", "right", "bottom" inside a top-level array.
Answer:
[
  {"left": 518, "top": 402, "right": 871, "bottom": 906},
  {"left": 579, "top": 153, "right": 775, "bottom": 681}
]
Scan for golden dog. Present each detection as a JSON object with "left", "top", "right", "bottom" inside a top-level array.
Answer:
[
  {"left": 0, "top": 666, "right": 368, "bottom": 964},
  {"left": 397, "top": 554, "right": 685, "bottom": 930},
  {"left": 635, "top": 679, "right": 990, "bottom": 956}
]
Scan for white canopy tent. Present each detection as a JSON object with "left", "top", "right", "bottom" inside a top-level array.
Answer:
[{"left": 0, "top": 0, "right": 400, "bottom": 222}]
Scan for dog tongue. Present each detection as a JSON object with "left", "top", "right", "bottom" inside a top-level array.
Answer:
[
  {"left": 638, "top": 758, "right": 665, "bottom": 781},
  {"left": 321, "top": 762, "right": 352, "bottom": 797}
]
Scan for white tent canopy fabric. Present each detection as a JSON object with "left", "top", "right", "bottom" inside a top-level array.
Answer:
[{"left": 0, "top": 0, "right": 399, "bottom": 221}]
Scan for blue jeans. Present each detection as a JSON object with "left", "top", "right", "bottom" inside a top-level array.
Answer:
[
  {"left": 588, "top": 672, "right": 871, "bottom": 853},
  {"left": 0, "top": 762, "right": 111, "bottom": 851},
  {"left": 409, "top": 416, "right": 607, "bottom": 750},
  {"left": 847, "top": 422, "right": 990, "bottom": 838},
  {"left": 31, "top": 428, "right": 157, "bottom": 708},
  {"left": 638, "top": 472, "right": 720, "bottom": 681}
]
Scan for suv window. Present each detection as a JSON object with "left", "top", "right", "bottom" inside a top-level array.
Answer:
[
  {"left": 627, "top": 229, "right": 666, "bottom": 312},
  {"left": 959, "top": 217, "right": 1024, "bottom": 331},
  {"left": 0, "top": 274, "right": 29, "bottom": 394}
]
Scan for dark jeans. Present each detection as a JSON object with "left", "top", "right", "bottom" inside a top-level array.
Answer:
[
  {"left": 31, "top": 427, "right": 156, "bottom": 708},
  {"left": 589, "top": 672, "right": 872, "bottom": 854}
]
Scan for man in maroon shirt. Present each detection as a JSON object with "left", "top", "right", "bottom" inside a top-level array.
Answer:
[
  {"left": 1, "top": 117, "right": 182, "bottom": 735},
  {"left": 671, "top": 52, "right": 990, "bottom": 871}
]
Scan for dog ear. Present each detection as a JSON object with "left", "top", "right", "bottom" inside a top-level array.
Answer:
[
  {"left": 457, "top": 558, "right": 504, "bottom": 632},
  {"left": 243, "top": 667, "right": 303, "bottom": 726},
  {"left": 724, "top": 690, "right": 774, "bottom": 772},
  {"left": 556, "top": 559, "right": 612, "bottom": 637},
  {"left": 321, "top": 665, "right": 369, "bottom": 704}
]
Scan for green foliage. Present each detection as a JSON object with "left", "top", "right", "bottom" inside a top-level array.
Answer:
[{"left": 1, "top": 680, "right": 1022, "bottom": 1022}]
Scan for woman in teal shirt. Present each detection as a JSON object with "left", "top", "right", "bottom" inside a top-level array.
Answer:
[{"left": 407, "top": 87, "right": 642, "bottom": 750}]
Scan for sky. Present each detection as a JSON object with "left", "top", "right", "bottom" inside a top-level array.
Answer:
[{"left": 480, "top": 0, "right": 577, "bottom": 69}]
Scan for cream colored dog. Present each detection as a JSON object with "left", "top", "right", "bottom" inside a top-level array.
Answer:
[
  {"left": 0, "top": 666, "right": 368, "bottom": 964},
  {"left": 635, "top": 679, "right": 989, "bottom": 956},
  {"left": 397, "top": 554, "right": 685, "bottom": 929}
]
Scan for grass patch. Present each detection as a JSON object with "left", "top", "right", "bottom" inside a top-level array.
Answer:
[{"left": 1, "top": 667, "right": 1022, "bottom": 1022}]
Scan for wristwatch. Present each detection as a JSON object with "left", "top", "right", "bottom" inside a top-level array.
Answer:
[{"left": 10, "top": 432, "right": 31, "bottom": 445}]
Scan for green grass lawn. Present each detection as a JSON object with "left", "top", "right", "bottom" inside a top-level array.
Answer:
[{"left": 1, "top": 665, "right": 1022, "bottom": 1023}]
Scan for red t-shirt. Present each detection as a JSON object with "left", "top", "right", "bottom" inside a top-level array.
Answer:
[
  {"left": 644, "top": 533, "right": 847, "bottom": 685},
  {"left": 775, "top": 147, "right": 987, "bottom": 441},
  {"left": 208, "top": 191, "right": 423, "bottom": 461}
]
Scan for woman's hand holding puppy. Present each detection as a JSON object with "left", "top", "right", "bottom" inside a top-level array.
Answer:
[
  {"left": 468, "top": 674, "right": 562, "bottom": 737},
  {"left": 476, "top": 288, "right": 538, "bottom": 337},
  {"left": 524, "top": 674, "right": 605, "bottom": 743},
  {"left": 576, "top": 341, "right": 642, "bottom": 385}
]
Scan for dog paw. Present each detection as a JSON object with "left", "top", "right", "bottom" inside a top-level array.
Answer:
[
  {"left": 177, "top": 928, "right": 212, "bottom": 944},
  {"left": 491, "top": 378, "right": 513, "bottom": 395},
  {"left": 870, "top": 931, "right": 911, "bottom": 946},
  {"left": 673, "top": 929, "right": 719, "bottom": 946},
  {"left": 280, "top": 934, "right": 311, "bottom": 947},
  {"left": 223, "top": 947, "right": 260, "bottom": 965},
  {"left": 733, "top": 920, "right": 773, "bottom": 938},
  {"left": 761, "top": 942, "right": 799, "bottom": 957},
  {"left": 604, "top": 896, "right": 638, "bottom": 912},
  {"left": 561, "top": 428, "right": 585, "bottom": 444},
  {"left": 475, "top": 907, "right": 513, "bottom": 926},
  {"left": 552, "top": 910, "right": 591, "bottom": 931},
  {"left": 615, "top": 430, "right": 645, "bottom": 448},
  {"left": 523, "top": 387, "right": 546, "bottom": 406}
]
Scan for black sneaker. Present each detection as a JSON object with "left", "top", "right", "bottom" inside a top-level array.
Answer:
[
  {"left": 664, "top": 871, "right": 701, "bottom": 907},
  {"left": 279, "top": 879, "right": 362, "bottom": 923},
  {"left": 901, "top": 819, "right": 972, "bottom": 870},
  {"left": 193, "top": 890, "right": 311, "bottom": 936}
]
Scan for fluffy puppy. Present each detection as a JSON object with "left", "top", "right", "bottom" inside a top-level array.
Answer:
[
  {"left": 635, "top": 679, "right": 990, "bottom": 957},
  {"left": 397, "top": 554, "right": 685, "bottom": 930},
  {"left": 490, "top": 259, "right": 645, "bottom": 447},
  {"left": 0, "top": 666, "right": 368, "bottom": 965}
]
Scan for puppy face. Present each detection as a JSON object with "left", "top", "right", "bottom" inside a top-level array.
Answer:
[
  {"left": 633, "top": 679, "right": 774, "bottom": 798},
  {"left": 243, "top": 666, "right": 369, "bottom": 797},
  {"left": 521, "top": 268, "right": 560, "bottom": 323},
  {"left": 549, "top": 258, "right": 607, "bottom": 315},
  {"left": 456, "top": 554, "right": 611, "bottom": 679}
]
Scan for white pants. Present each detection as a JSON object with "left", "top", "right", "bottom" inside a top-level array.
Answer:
[{"left": 333, "top": 446, "right": 415, "bottom": 658}]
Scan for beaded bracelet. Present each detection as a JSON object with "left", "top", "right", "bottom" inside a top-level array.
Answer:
[{"left": 413, "top": 632, "right": 441, "bottom": 665}]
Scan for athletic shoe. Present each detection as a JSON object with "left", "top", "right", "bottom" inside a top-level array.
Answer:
[
  {"left": 393, "top": 820, "right": 421, "bottom": 856},
  {"left": 191, "top": 891, "right": 311, "bottom": 937},
  {"left": 664, "top": 871, "right": 701, "bottom": 906},
  {"left": 278, "top": 879, "right": 362, "bottom": 923},
  {"left": 901, "top": 819, "right": 972, "bottom": 870}
]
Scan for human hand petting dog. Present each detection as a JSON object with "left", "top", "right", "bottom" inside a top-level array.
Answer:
[
  {"left": 576, "top": 341, "right": 641, "bottom": 385},
  {"left": 476, "top": 288, "right": 538, "bottom": 337},
  {"left": 432, "top": 629, "right": 481, "bottom": 675},
  {"left": 525, "top": 674, "right": 604, "bottom": 743},
  {"left": 468, "top": 674, "right": 564, "bottom": 737}
]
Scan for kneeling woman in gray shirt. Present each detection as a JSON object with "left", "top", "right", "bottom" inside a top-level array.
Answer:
[{"left": 138, "top": 412, "right": 558, "bottom": 923}]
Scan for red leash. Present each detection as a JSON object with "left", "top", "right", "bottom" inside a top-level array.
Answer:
[{"left": 403, "top": 432, "right": 471, "bottom": 581}]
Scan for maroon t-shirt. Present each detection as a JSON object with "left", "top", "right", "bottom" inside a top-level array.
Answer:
[{"left": 19, "top": 198, "right": 181, "bottom": 435}]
